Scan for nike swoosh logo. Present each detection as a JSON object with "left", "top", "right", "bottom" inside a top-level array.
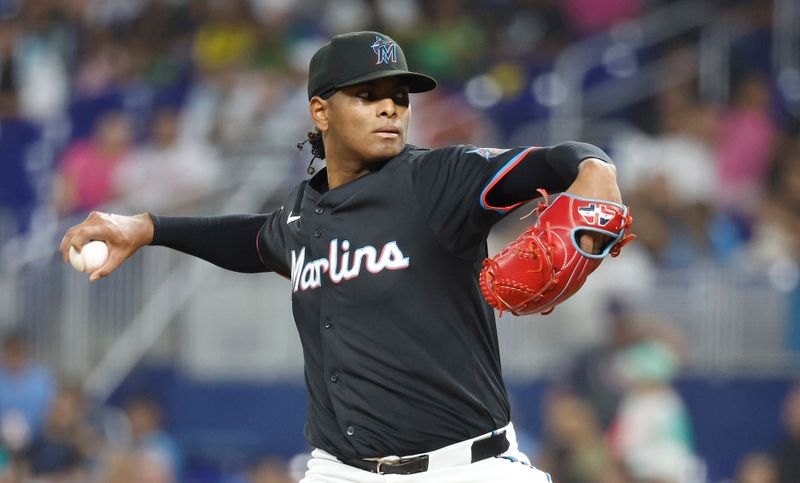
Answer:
[{"left": 287, "top": 214, "right": 301, "bottom": 224}]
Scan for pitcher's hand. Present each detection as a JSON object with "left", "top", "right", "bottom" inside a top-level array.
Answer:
[{"left": 60, "top": 212, "right": 154, "bottom": 282}]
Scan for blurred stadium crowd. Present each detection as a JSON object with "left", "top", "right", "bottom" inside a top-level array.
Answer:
[
  {"left": 1, "top": 0, "right": 800, "bottom": 481},
  {"left": 1, "top": 331, "right": 189, "bottom": 482}
]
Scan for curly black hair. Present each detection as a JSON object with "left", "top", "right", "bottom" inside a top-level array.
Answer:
[
  {"left": 298, "top": 128, "right": 325, "bottom": 158},
  {"left": 297, "top": 128, "right": 325, "bottom": 174}
]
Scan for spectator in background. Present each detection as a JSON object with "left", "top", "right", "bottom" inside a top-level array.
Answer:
[
  {"left": 0, "top": 332, "right": 55, "bottom": 454},
  {"left": 735, "top": 452, "right": 777, "bottom": 483},
  {"left": 775, "top": 384, "right": 800, "bottom": 483},
  {"left": 611, "top": 49, "right": 747, "bottom": 267},
  {"left": 537, "top": 392, "right": 626, "bottom": 483},
  {"left": 127, "top": 1, "right": 197, "bottom": 90},
  {"left": 52, "top": 111, "right": 133, "bottom": 216},
  {"left": 82, "top": 0, "right": 147, "bottom": 28},
  {"left": 749, "top": 144, "right": 800, "bottom": 263},
  {"left": 560, "top": 0, "right": 640, "bottom": 35},
  {"left": 23, "top": 383, "right": 96, "bottom": 481},
  {"left": 14, "top": 1, "right": 72, "bottom": 121},
  {"left": 748, "top": 144, "right": 800, "bottom": 352},
  {"left": 74, "top": 28, "right": 135, "bottom": 96},
  {"left": 192, "top": 0, "right": 258, "bottom": 74},
  {"left": 607, "top": 338, "right": 700, "bottom": 483},
  {"left": 715, "top": 73, "right": 777, "bottom": 213},
  {"left": 561, "top": 298, "right": 641, "bottom": 430},
  {"left": 115, "top": 107, "right": 220, "bottom": 214},
  {"left": 411, "top": 0, "right": 487, "bottom": 84},
  {"left": 0, "top": 60, "right": 41, "bottom": 236},
  {"left": 97, "top": 449, "right": 175, "bottom": 483},
  {"left": 184, "top": 0, "right": 274, "bottom": 153},
  {"left": 123, "top": 395, "right": 181, "bottom": 483}
]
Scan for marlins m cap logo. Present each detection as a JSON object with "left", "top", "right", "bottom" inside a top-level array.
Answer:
[{"left": 371, "top": 35, "right": 397, "bottom": 65}]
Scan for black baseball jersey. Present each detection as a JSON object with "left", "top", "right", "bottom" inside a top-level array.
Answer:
[
  {"left": 151, "top": 141, "right": 610, "bottom": 461},
  {"left": 257, "top": 144, "right": 552, "bottom": 460}
]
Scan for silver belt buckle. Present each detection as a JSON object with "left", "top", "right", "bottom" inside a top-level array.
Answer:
[{"left": 375, "top": 455, "right": 402, "bottom": 473}]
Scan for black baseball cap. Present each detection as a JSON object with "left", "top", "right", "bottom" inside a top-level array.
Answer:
[{"left": 308, "top": 31, "right": 437, "bottom": 100}]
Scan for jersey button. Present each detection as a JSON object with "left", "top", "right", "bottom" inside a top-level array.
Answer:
[
  {"left": 323, "top": 318, "right": 333, "bottom": 329},
  {"left": 346, "top": 426, "right": 356, "bottom": 436},
  {"left": 314, "top": 230, "right": 321, "bottom": 238},
  {"left": 330, "top": 372, "right": 339, "bottom": 383},
  {"left": 315, "top": 207, "right": 324, "bottom": 215}
]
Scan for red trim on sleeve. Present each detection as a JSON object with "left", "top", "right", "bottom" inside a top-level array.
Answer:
[{"left": 479, "top": 147, "right": 539, "bottom": 213}]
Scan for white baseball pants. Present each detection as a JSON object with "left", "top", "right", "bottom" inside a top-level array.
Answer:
[{"left": 300, "top": 423, "right": 552, "bottom": 483}]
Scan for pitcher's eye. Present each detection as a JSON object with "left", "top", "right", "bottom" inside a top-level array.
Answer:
[{"left": 394, "top": 92, "right": 409, "bottom": 106}]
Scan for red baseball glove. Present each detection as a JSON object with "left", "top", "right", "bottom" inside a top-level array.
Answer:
[{"left": 480, "top": 192, "right": 635, "bottom": 316}]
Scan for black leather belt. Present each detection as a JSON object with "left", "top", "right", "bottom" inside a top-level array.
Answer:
[{"left": 342, "top": 431, "right": 510, "bottom": 475}]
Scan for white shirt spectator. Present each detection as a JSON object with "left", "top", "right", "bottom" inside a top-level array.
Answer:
[
  {"left": 612, "top": 131, "right": 715, "bottom": 204},
  {"left": 115, "top": 139, "right": 221, "bottom": 214}
]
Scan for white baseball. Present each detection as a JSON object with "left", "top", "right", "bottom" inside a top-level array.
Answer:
[{"left": 68, "top": 240, "right": 109, "bottom": 273}]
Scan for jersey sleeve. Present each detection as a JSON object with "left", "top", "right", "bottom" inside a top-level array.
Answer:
[
  {"left": 256, "top": 207, "right": 290, "bottom": 277},
  {"left": 410, "top": 143, "right": 611, "bottom": 258},
  {"left": 150, "top": 214, "right": 271, "bottom": 273}
]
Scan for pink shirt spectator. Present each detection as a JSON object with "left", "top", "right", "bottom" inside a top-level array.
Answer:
[
  {"left": 55, "top": 112, "right": 133, "bottom": 215},
  {"left": 58, "top": 140, "right": 126, "bottom": 213},
  {"left": 562, "top": 0, "right": 641, "bottom": 34},
  {"left": 715, "top": 108, "right": 775, "bottom": 208}
]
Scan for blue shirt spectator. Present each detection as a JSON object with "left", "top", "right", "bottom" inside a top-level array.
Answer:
[
  {"left": 0, "top": 332, "right": 56, "bottom": 450},
  {"left": 124, "top": 395, "right": 183, "bottom": 480},
  {"left": 0, "top": 114, "right": 42, "bottom": 234}
]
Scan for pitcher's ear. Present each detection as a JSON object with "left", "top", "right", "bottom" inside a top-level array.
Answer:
[{"left": 309, "top": 96, "right": 329, "bottom": 132}]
